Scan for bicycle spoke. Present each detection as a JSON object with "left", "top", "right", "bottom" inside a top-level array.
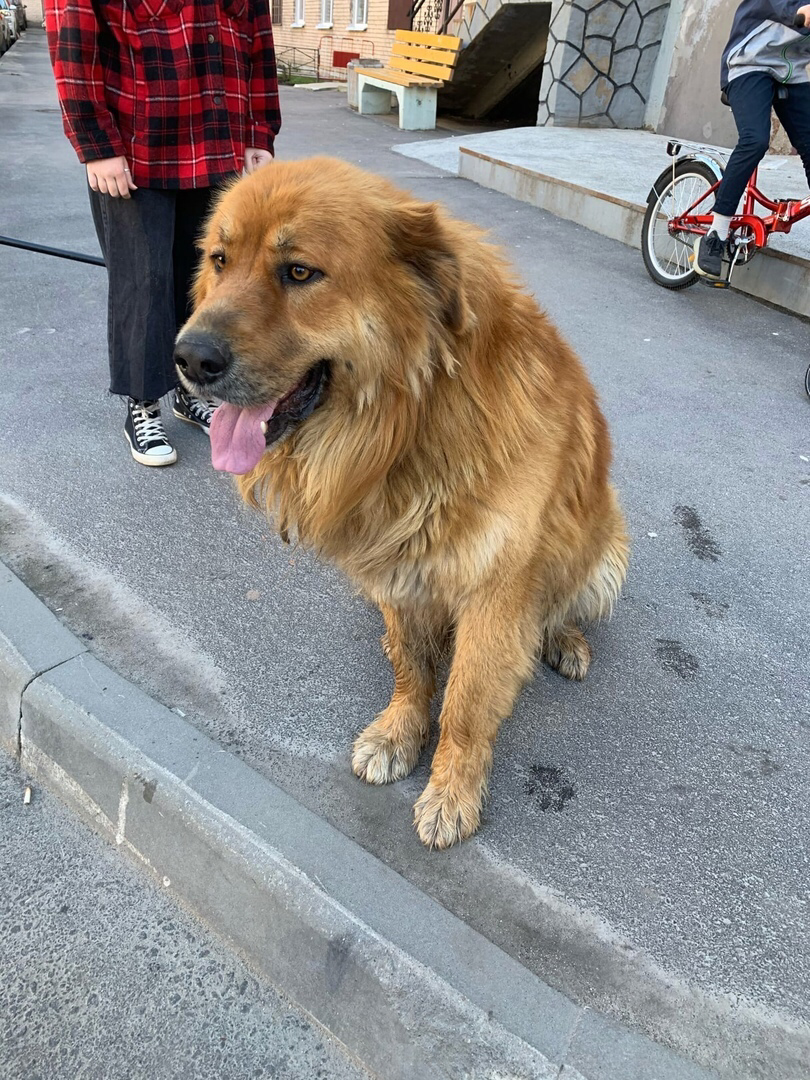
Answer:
[{"left": 647, "top": 171, "right": 711, "bottom": 283}]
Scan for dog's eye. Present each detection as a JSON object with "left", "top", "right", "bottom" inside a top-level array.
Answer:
[
  {"left": 211, "top": 251, "right": 226, "bottom": 272},
  {"left": 281, "top": 264, "right": 321, "bottom": 286}
]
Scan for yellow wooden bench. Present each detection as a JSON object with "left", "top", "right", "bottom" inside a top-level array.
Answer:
[{"left": 355, "top": 29, "right": 463, "bottom": 130}]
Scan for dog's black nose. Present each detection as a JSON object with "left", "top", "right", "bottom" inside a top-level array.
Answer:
[{"left": 174, "top": 334, "right": 231, "bottom": 385}]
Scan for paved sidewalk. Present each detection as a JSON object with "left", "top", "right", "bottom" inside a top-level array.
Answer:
[
  {"left": 2, "top": 29, "right": 810, "bottom": 1080},
  {"left": 0, "top": 753, "right": 370, "bottom": 1080}
]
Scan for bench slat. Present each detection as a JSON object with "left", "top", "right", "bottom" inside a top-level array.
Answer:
[
  {"left": 390, "top": 42, "right": 461, "bottom": 69},
  {"left": 394, "top": 29, "right": 462, "bottom": 51},
  {"left": 389, "top": 55, "right": 456, "bottom": 80},
  {"left": 356, "top": 67, "right": 443, "bottom": 87}
]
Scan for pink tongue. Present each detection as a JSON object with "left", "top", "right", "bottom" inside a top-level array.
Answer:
[{"left": 210, "top": 401, "right": 278, "bottom": 474}]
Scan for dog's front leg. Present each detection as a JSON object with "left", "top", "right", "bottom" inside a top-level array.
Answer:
[
  {"left": 352, "top": 604, "right": 437, "bottom": 785},
  {"left": 413, "top": 583, "right": 536, "bottom": 849}
]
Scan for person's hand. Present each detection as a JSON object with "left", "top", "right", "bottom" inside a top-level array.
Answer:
[
  {"left": 244, "top": 148, "right": 274, "bottom": 174},
  {"left": 797, "top": 5, "right": 810, "bottom": 26},
  {"left": 86, "top": 157, "right": 137, "bottom": 198}
]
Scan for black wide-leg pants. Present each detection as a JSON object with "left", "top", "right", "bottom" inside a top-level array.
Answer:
[{"left": 89, "top": 186, "right": 216, "bottom": 402}]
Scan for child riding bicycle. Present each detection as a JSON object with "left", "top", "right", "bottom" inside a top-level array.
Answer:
[{"left": 697, "top": 1, "right": 810, "bottom": 278}]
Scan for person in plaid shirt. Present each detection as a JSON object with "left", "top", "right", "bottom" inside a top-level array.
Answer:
[{"left": 45, "top": 0, "right": 281, "bottom": 465}]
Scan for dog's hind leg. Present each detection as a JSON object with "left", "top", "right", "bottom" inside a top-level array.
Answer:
[
  {"left": 542, "top": 624, "right": 591, "bottom": 681},
  {"left": 352, "top": 605, "right": 437, "bottom": 785}
]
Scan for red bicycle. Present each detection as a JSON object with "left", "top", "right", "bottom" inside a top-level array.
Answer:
[
  {"left": 641, "top": 141, "right": 810, "bottom": 293},
  {"left": 641, "top": 11, "right": 810, "bottom": 397},
  {"left": 641, "top": 144, "right": 810, "bottom": 399}
]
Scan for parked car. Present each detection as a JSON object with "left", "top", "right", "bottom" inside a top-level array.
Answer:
[
  {"left": 0, "top": 0, "right": 20, "bottom": 42},
  {"left": 0, "top": 9, "right": 11, "bottom": 53},
  {"left": 9, "top": 0, "right": 25, "bottom": 31}
]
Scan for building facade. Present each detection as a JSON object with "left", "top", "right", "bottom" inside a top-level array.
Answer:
[{"left": 271, "top": 0, "right": 413, "bottom": 81}]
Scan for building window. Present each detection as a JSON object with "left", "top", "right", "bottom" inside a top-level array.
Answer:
[
  {"left": 272, "top": 0, "right": 282, "bottom": 22},
  {"left": 317, "top": 0, "right": 332, "bottom": 27},
  {"left": 348, "top": 0, "right": 367, "bottom": 28},
  {"left": 292, "top": 0, "right": 304, "bottom": 24}
]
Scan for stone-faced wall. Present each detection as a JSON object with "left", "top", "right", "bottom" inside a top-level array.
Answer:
[{"left": 538, "top": 0, "right": 672, "bottom": 127}]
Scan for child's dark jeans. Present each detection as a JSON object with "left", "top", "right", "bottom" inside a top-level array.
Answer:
[{"left": 714, "top": 71, "right": 810, "bottom": 216}]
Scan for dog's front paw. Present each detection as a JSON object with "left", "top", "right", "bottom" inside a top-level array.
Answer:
[
  {"left": 352, "top": 710, "right": 426, "bottom": 785},
  {"left": 413, "top": 779, "right": 482, "bottom": 849}
]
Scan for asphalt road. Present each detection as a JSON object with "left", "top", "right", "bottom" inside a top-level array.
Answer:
[
  {"left": 2, "top": 30, "right": 809, "bottom": 1071},
  {"left": 0, "top": 754, "right": 369, "bottom": 1080}
]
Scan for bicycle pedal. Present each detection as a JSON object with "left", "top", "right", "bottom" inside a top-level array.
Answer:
[{"left": 702, "top": 278, "right": 730, "bottom": 289}]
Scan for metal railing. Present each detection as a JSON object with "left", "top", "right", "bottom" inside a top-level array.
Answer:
[
  {"left": 275, "top": 45, "right": 320, "bottom": 82},
  {"left": 407, "top": 0, "right": 465, "bottom": 37}
]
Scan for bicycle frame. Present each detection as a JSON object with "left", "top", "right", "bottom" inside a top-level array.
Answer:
[{"left": 670, "top": 166, "right": 810, "bottom": 251}]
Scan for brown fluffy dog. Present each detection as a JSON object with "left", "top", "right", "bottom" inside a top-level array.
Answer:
[{"left": 175, "top": 157, "right": 628, "bottom": 850}]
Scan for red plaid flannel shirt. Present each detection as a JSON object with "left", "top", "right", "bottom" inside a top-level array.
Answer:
[{"left": 45, "top": 0, "right": 281, "bottom": 189}]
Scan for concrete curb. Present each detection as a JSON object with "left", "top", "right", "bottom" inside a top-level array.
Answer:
[
  {"left": 0, "top": 561, "right": 722, "bottom": 1080},
  {"left": 0, "top": 564, "right": 87, "bottom": 756},
  {"left": 458, "top": 147, "right": 810, "bottom": 320}
]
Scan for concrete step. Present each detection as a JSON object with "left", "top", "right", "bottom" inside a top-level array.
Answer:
[{"left": 396, "top": 127, "right": 810, "bottom": 318}]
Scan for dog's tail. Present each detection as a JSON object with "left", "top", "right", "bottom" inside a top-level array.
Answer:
[{"left": 573, "top": 489, "right": 629, "bottom": 623}]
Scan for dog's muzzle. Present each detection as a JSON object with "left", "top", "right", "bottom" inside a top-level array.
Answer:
[{"left": 174, "top": 333, "right": 232, "bottom": 387}]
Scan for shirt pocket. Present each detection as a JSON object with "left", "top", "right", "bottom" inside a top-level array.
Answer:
[
  {"left": 125, "top": 0, "right": 186, "bottom": 23},
  {"left": 222, "top": 0, "right": 248, "bottom": 23}
]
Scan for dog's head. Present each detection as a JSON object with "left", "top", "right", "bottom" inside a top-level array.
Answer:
[{"left": 175, "top": 158, "right": 471, "bottom": 477}]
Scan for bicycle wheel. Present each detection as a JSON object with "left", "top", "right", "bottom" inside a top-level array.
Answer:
[{"left": 642, "top": 160, "right": 719, "bottom": 289}]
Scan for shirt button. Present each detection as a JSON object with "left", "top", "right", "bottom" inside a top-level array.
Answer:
[
  {"left": 208, "top": 33, "right": 215, "bottom": 42},
  {"left": 213, "top": 95, "right": 222, "bottom": 105}
]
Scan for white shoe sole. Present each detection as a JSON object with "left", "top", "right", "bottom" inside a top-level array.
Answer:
[
  {"left": 173, "top": 407, "right": 212, "bottom": 436},
  {"left": 125, "top": 430, "right": 177, "bottom": 466}
]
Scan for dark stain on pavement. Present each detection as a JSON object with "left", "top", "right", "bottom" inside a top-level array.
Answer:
[
  {"left": 140, "top": 777, "right": 157, "bottom": 803},
  {"left": 524, "top": 765, "right": 576, "bottom": 812},
  {"left": 674, "top": 505, "right": 721, "bottom": 562},
  {"left": 690, "top": 592, "right": 729, "bottom": 619},
  {"left": 726, "top": 743, "right": 781, "bottom": 778},
  {"left": 325, "top": 935, "right": 352, "bottom": 993},
  {"left": 655, "top": 639, "right": 700, "bottom": 679}
]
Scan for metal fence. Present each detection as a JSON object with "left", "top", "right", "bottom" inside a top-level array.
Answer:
[{"left": 275, "top": 45, "right": 320, "bottom": 82}]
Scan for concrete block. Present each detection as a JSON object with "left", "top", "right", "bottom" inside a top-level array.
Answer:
[
  {"left": 456, "top": 141, "right": 810, "bottom": 319},
  {"left": 568, "top": 1010, "right": 724, "bottom": 1080},
  {"left": 357, "top": 77, "right": 393, "bottom": 116},
  {"left": 0, "top": 563, "right": 85, "bottom": 757},
  {"left": 459, "top": 147, "right": 643, "bottom": 248}
]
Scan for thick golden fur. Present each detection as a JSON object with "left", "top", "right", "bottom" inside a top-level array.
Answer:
[{"left": 180, "top": 157, "right": 629, "bottom": 849}]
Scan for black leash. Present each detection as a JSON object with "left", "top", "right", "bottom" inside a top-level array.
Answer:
[{"left": 0, "top": 235, "right": 104, "bottom": 267}]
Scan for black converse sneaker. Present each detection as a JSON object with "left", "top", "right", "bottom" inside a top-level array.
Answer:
[
  {"left": 173, "top": 388, "right": 216, "bottom": 435},
  {"left": 695, "top": 230, "right": 728, "bottom": 279},
  {"left": 124, "top": 399, "right": 177, "bottom": 466}
]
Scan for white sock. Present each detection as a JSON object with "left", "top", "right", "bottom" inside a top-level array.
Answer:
[{"left": 710, "top": 214, "right": 732, "bottom": 241}]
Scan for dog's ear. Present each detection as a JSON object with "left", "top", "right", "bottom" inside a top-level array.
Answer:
[{"left": 386, "top": 201, "right": 469, "bottom": 334}]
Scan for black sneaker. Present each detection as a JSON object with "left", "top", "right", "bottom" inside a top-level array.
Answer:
[
  {"left": 695, "top": 231, "right": 728, "bottom": 279},
  {"left": 173, "top": 388, "right": 216, "bottom": 435},
  {"left": 124, "top": 399, "right": 177, "bottom": 466}
]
